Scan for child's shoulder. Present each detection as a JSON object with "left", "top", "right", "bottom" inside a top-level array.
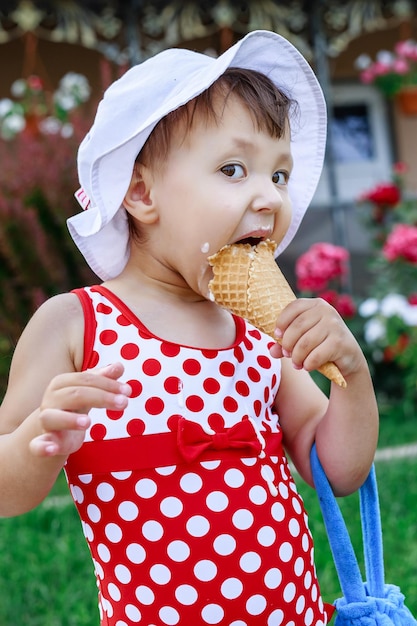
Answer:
[
  {"left": 33, "top": 290, "right": 85, "bottom": 325},
  {"left": 20, "top": 290, "right": 86, "bottom": 369},
  {"left": 0, "top": 291, "right": 86, "bottom": 432}
]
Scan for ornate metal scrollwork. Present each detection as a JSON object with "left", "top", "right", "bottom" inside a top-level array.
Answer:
[{"left": 0, "top": 0, "right": 415, "bottom": 63}]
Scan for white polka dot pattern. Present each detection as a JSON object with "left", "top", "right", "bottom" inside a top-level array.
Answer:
[{"left": 65, "top": 286, "right": 329, "bottom": 625}]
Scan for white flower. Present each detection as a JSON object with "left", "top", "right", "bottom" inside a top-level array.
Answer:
[
  {"left": 0, "top": 98, "right": 14, "bottom": 118},
  {"left": 1, "top": 113, "right": 25, "bottom": 139},
  {"left": 402, "top": 303, "right": 417, "bottom": 326},
  {"left": 354, "top": 54, "right": 372, "bottom": 71},
  {"left": 60, "top": 123, "right": 74, "bottom": 138},
  {"left": 358, "top": 298, "right": 379, "bottom": 318},
  {"left": 363, "top": 318, "right": 386, "bottom": 344},
  {"left": 54, "top": 91, "right": 77, "bottom": 111},
  {"left": 57, "top": 72, "right": 91, "bottom": 103},
  {"left": 39, "top": 116, "right": 62, "bottom": 135},
  {"left": 376, "top": 50, "right": 395, "bottom": 65},
  {"left": 380, "top": 294, "right": 409, "bottom": 318},
  {"left": 3, "top": 113, "right": 26, "bottom": 133},
  {"left": 10, "top": 79, "right": 26, "bottom": 97}
]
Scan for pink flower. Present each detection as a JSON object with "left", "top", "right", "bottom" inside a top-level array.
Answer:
[
  {"left": 356, "top": 40, "right": 417, "bottom": 97},
  {"left": 408, "top": 294, "right": 417, "bottom": 305},
  {"left": 318, "top": 290, "right": 338, "bottom": 306},
  {"left": 360, "top": 68, "right": 375, "bottom": 84},
  {"left": 295, "top": 243, "right": 349, "bottom": 293},
  {"left": 335, "top": 294, "right": 357, "bottom": 318},
  {"left": 395, "top": 39, "right": 417, "bottom": 61},
  {"left": 372, "top": 61, "right": 392, "bottom": 77},
  {"left": 27, "top": 75, "right": 43, "bottom": 92},
  {"left": 319, "top": 291, "right": 356, "bottom": 319},
  {"left": 392, "top": 58, "right": 410, "bottom": 75},
  {"left": 383, "top": 224, "right": 417, "bottom": 263}
]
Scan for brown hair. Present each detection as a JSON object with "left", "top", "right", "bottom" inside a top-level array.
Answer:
[
  {"left": 137, "top": 67, "right": 294, "bottom": 169},
  {"left": 128, "top": 67, "right": 295, "bottom": 240}
]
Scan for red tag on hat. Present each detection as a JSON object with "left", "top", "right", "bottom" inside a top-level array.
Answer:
[{"left": 74, "top": 187, "right": 91, "bottom": 210}]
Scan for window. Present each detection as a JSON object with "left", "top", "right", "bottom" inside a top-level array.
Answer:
[{"left": 312, "top": 83, "right": 393, "bottom": 206}]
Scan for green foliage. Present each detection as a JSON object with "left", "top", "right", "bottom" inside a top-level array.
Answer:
[
  {"left": 302, "top": 456, "right": 417, "bottom": 614},
  {"left": 346, "top": 308, "right": 417, "bottom": 423},
  {"left": 353, "top": 164, "right": 417, "bottom": 421},
  {"left": 0, "top": 474, "right": 98, "bottom": 625},
  {"left": 304, "top": 163, "right": 417, "bottom": 423},
  {"left": 0, "top": 85, "right": 97, "bottom": 396},
  {"left": 0, "top": 75, "right": 96, "bottom": 316}
]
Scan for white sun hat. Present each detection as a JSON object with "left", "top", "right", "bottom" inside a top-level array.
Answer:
[{"left": 68, "top": 29, "right": 327, "bottom": 281}]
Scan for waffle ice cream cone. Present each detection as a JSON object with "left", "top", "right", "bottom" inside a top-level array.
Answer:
[{"left": 208, "top": 240, "right": 347, "bottom": 388}]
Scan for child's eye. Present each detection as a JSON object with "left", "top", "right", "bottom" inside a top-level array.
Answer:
[
  {"left": 221, "top": 164, "right": 245, "bottom": 178},
  {"left": 272, "top": 171, "right": 288, "bottom": 184}
]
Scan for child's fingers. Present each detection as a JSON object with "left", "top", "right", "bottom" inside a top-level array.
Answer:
[
  {"left": 293, "top": 333, "right": 335, "bottom": 372},
  {"left": 277, "top": 301, "right": 324, "bottom": 346},
  {"left": 38, "top": 409, "right": 91, "bottom": 434},
  {"left": 32, "top": 363, "right": 132, "bottom": 459},
  {"left": 288, "top": 321, "right": 330, "bottom": 366},
  {"left": 269, "top": 341, "right": 284, "bottom": 359},
  {"left": 276, "top": 298, "right": 349, "bottom": 370},
  {"left": 44, "top": 383, "right": 130, "bottom": 413},
  {"left": 29, "top": 433, "right": 57, "bottom": 457},
  {"left": 94, "top": 362, "right": 126, "bottom": 380},
  {"left": 29, "top": 428, "right": 85, "bottom": 458},
  {"left": 41, "top": 368, "right": 131, "bottom": 413},
  {"left": 31, "top": 408, "right": 92, "bottom": 457}
]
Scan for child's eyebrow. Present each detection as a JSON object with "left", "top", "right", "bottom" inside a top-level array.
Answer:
[
  {"left": 228, "top": 137, "right": 253, "bottom": 151},
  {"left": 227, "top": 137, "right": 293, "bottom": 163},
  {"left": 230, "top": 141, "right": 294, "bottom": 172}
]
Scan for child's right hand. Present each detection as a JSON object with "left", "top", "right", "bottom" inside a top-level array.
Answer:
[{"left": 29, "top": 363, "right": 131, "bottom": 458}]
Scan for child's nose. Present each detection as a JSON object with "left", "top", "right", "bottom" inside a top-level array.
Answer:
[{"left": 250, "top": 179, "right": 283, "bottom": 213}]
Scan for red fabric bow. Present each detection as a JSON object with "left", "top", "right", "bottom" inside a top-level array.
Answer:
[{"left": 177, "top": 417, "right": 263, "bottom": 463}]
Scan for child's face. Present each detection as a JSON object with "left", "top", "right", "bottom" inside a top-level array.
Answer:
[{"left": 144, "top": 93, "right": 293, "bottom": 297}]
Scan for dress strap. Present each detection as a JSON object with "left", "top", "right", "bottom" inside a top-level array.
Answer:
[{"left": 71, "top": 287, "right": 97, "bottom": 371}]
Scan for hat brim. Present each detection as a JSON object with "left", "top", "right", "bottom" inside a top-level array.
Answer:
[{"left": 68, "top": 29, "right": 327, "bottom": 281}]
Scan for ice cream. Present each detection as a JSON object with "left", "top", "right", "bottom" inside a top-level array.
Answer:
[{"left": 208, "top": 239, "right": 347, "bottom": 388}]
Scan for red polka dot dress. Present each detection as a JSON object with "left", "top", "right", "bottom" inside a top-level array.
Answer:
[{"left": 65, "top": 285, "right": 330, "bottom": 626}]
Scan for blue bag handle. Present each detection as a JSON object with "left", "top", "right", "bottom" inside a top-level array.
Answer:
[{"left": 310, "top": 443, "right": 385, "bottom": 602}]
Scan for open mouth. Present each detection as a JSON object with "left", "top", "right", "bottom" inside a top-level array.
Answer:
[{"left": 235, "top": 236, "right": 264, "bottom": 246}]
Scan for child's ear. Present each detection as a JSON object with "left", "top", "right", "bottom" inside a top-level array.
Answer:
[{"left": 123, "top": 165, "right": 158, "bottom": 224}]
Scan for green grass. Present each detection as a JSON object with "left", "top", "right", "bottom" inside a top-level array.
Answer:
[
  {"left": 300, "top": 457, "right": 417, "bottom": 614},
  {"left": 0, "top": 474, "right": 98, "bottom": 626},
  {"left": 377, "top": 411, "right": 417, "bottom": 448},
  {"left": 1, "top": 438, "right": 417, "bottom": 624}
]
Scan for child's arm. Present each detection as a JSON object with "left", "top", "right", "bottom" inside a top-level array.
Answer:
[
  {"left": 272, "top": 296, "right": 378, "bottom": 496},
  {"left": 0, "top": 294, "right": 130, "bottom": 517}
]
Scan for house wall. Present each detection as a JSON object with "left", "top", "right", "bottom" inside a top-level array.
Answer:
[
  {"left": 394, "top": 106, "right": 417, "bottom": 194},
  {"left": 330, "top": 18, "right": 417, "bottom": 194}
]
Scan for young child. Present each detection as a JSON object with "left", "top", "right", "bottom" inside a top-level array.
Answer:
[{"left": 0, "top": 30, "right": 378, "bottom": 625}]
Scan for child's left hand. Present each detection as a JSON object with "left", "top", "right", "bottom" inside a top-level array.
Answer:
[
  {"left": 269, "top": 297, "right": 362, "bottom": 378},
  {"left": 271, "top": 296, "right": 378, "bottom": 494}
]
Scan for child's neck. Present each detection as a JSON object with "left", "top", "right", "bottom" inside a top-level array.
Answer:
[{"left": 103, "top": 271, "right": 237, "bottom": 349}]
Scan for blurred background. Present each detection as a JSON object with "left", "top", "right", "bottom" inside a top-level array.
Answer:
[{"left": 0, "top": 1, "right": 416, "bottom": 624}]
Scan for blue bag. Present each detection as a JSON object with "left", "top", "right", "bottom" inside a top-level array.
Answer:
[{"left": 310, "top": 443, "right": 417, "bottom": 625}]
